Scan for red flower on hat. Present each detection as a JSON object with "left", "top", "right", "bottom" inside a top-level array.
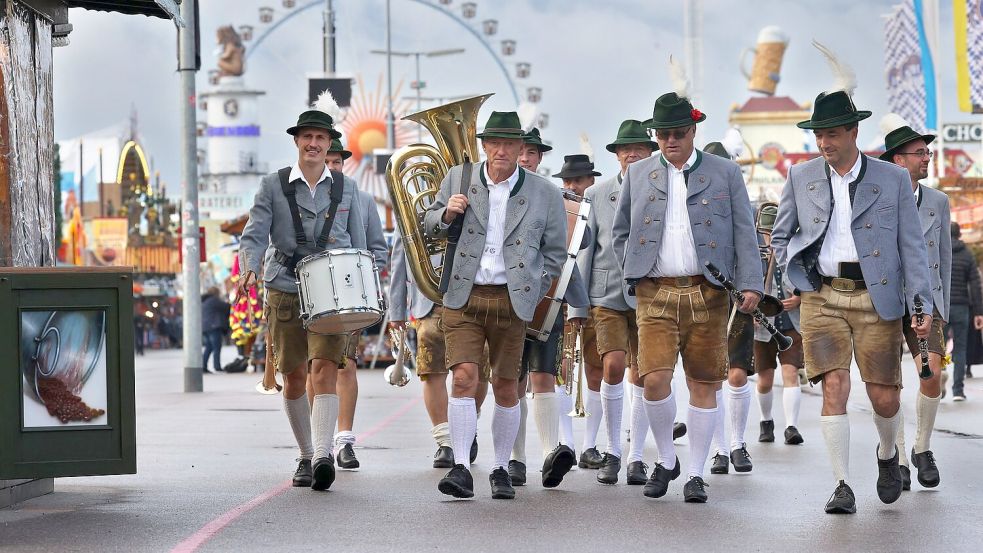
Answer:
[{"left": 691, "top": 109, "right": 703, "bottom": 121}]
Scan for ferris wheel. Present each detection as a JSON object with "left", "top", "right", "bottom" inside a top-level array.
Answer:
[{"left": 220, "top": 0, "right": 549, "bottom": 199}]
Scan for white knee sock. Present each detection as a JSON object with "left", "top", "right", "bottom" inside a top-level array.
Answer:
[
  {"left": 711, "top": 388, "right": 728, "bottom": 456},
  {"left": 431, "top": 422, "right": 451, "bottom": 448},
  {"left": 757, "top": 389, "right": 774, "bottom": 421},
  {"left": 687, "top": 405, "right": 718, "bottom": 479},
  {"left": 511, "top": 396, "right": 528, "bottom": 464},
  {"left": 334, "top": 430, "right": 356, "bottom": 449},
  {"left": 492, "top": 402, "right": 521, "bottom": 470},
  {"left": 895, "top": 411, "right": 910, "bottom": 467},
  {"left": 556, "top": 385, "right": 575, "bottom": 448},
  {"left": 600, "top": 381, "right": 624, "bottom": 458},
  {"left": 582, "top": 389, "right": 603, "bottom": 452},
  {"left": 532, "top": 392, "right": 560, "bottom": 457},
  {"left": 312, "top": 394, "right": 339, "bottom": 460},
  {"left": 644, "top": 391, "right": 677, "bottom": 470},
  {"left": 820, "top": 414, "right": 850, "bottom": 483},
  {"left": 284, "top": 393, "right": 313, "bottom": 460},
  {"left": 627, "top": 384, "right": 649, "bottom": 463},
  {"left": 873, "top": 408, "right": 901, "bottom": 460},
  {"left": 914, "top": 392, "right": 942, "bottom": 454},
  {"left": 782, "top": 387, "right": 802, "bottom": 428},
  {"left": 448, "top": 396, "right": 477, "bottom": 467},
  {"left": 729, "top": 383, "right": 752, "bottom": 451}
]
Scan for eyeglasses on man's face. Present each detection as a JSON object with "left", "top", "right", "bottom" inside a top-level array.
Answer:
[{"left": 897, "top": 150, "right": 934, "bottom": 159}]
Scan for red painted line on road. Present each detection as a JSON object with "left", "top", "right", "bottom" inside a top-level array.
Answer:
[{"left": 170, "top": 395, "right": 421, "bottom": 553}]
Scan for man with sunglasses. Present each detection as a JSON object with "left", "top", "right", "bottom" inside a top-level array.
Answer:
[
  {"left": 880, "top": 114, "right": 948, "bottom": 491},
  {"left": 613, "top": 93, "right": 763, "bottom": 503}
]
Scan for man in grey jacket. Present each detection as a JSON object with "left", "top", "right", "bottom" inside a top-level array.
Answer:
[
  {"left": 771, "top": 88, "right": 933, "bottom": 514},
  {"left": 880, "top": 115, "right": 948, "bottom": 490},
  {"left": 424, "top": 111, "right": 567, "bottom": 500},
  {"left": 613, "top": 92, "right": 763, "bottom": 503},
  {"left": 238, "top": 108, "right": 369, "bottom": 492}
]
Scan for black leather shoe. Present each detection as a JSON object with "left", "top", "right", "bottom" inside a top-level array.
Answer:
[
  {"left": 759, "top": 420, "right": 775, "bottom": 442},
  {"left": 730, "top": 446, "right": 753, "bottom": 473},
  {"left": 542, "top": 445, "right": 576, "bottom": 488},
  {"left": 672, "top": 422, "right": 687, "bottom": 440},
  {"left": 643, "top": 456, "right": 680, "bottom": 498},
  {"left": 683, "top": 476, "right": 709, "bottom": 503},
  {"left": 508, "top": 460, "right": 527, "bottom": 486},
  {"left": 438, "top": 464, "right": 474, "bottom": 498},
  {"left": 784, "top": 426, "right": 804, "bottom": 445},
  {"left": 626, "top": 461, "right": 648, "bottom": 485},
  {"left": 824, "top": 481, "right": 857, "bottom": 514},
  {"left": 876, "top": 446, "right": 904, "bottom": 504},
  {"left": 292, "top": 459, "right": 312, "bottom": 487},
  {"left": 710, "top": 453, "right": 729, "bottom": 475},
  {"left": 311, "top": 457, "right": 336, "bottom": 491},
  {"left": 900, "top": 465, "right": 911, "bottom": 491},
  {"left": 911, "top": 448, "right": 940, "bottom": 488},
  {"left": 433, "top": 446, "right": 454, "bottom": 469},
  {"left": 597, "top": 453, "right": 621, "bottom": 485},
  {"left": 489, "top": 467, "right": 515, "bottom": 499},
  {"left": 578, "top": 447, "right": 604, "bottom": 469},
  {"left": 470, "top": 436, "right": 478, "bottom": 464},
  {"left": 336, "top": 443, "right": 359, "bottom": 469}
]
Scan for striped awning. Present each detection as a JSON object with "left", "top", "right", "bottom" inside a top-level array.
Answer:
[{"left": 125, "top": 246, "right": 180, "bottom": 274}]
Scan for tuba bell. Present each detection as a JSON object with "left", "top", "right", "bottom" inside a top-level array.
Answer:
[{"left": 385, "top": 94, "right": 493, "bottom": 304}]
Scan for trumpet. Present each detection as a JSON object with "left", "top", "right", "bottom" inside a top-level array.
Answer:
[
  {"left": 383, "top": 326, "right": 411, "bottom": 387},
  {"left": 255, "top": 351, "right": 282, "bottom": 395},
  {"left": 567, "top": 325, "right": 589, "bottom": 418}
]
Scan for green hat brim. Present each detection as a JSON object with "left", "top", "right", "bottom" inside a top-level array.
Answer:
[
  {"left": 796, "top": 111, "right": 872, "bottom": 130},
  {"left": 879, "top": 133, "right": 936, "bottom": 161},
  {"left": 286, "top": 125, "right": 343, "bottom": 139},
  {"left": 531, "top": 143, "right": 553, "bottom": 153},
  {"left": 477, "top": 131, "right": 525, "bottom": 140},
  {"left": 606, "top": 139, "right": 659, "bottom": 153},
  {"left": 328, "top": 149, "right": 353, "bottom": 160},
  {"left": 644, "top": 113, "right": 707, "bottom": 130}
]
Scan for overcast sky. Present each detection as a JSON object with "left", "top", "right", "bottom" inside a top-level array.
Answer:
[{"left": 53, "top": 0, "right": 969, "bottom": 193}]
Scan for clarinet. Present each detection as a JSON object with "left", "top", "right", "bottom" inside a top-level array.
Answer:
[
  {"left": 913, "top": 294, "right": 932, "bottom": 380},
  {"left": 705, "top": 261, "right": 792, "bottom": 351}
]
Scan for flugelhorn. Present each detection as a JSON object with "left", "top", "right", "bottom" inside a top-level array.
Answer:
[
  {"left": 255, "top": 344, "right": 282, "bottom": 395},
  {"left": 568, "top": 326, "right": 589, "bottom": 418},
  {"left": 383, "top": 326, "right": 411, "bottom": 387}
]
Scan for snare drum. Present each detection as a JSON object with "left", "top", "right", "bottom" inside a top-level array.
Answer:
[{"left": 295, "top": 249, "right": 385, "bottom": 334}]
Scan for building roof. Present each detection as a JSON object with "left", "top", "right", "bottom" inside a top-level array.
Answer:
[
  {"left": 735, "top": 96, "right": 805, "bottom": 113},
  {"left": 66, "top": 0, "right": 180, "bottom": 20}
]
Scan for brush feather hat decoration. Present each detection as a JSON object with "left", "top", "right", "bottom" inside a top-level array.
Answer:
[
  {"left": 286, "top": 89, "right": 343, "bottom": 137},
  {"left": 797, "top": 40, "right": 871, "bottom": 130},
  {"left": 645, "top": 55, "right": 706, "bottom": 129}
]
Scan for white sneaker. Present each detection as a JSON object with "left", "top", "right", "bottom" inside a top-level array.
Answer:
[{"left": 953, "top": 394, "right": 966, "bottom": 402}]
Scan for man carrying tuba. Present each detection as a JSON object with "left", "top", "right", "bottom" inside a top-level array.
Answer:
[{"left": 425, "top": 111, "right": 568, "bottom": 500}]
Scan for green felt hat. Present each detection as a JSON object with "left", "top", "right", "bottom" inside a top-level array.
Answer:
[
  {"left": 797, "top": 90, "right": 872, "bottom": 130},
  {"left": 645, "top": 93, "right": 707, "bottom": 129},
  {"left": 521, "top": 127, "right": 553, "bottom": 152},
  {"left": 879, "top": 126, "right": 936, "bottom": 162},
  {"left": 286, "top": 110, "right": 342, "bottom": 138},
  {"left": 327, "top": 139, "right": 352, "bottom": 160},
  {"left": 606, "top": 119, "right": 659, "bottom": 153},
  {"left": 703, "top": 141, "right": 730, "bottom": 159},
  {"left": 476, "top": 111, "right": 525, "bottom": 139},
  {"left": 552, "top": 154, "right": 601, "bottom": 179}
]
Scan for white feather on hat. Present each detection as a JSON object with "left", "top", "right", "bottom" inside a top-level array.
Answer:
[
  {"left": 812, "top": 39, "right": 857, "bottom": 96},
  {"left": 668, "top": 54, "right": 691, "bottom": 99},
  {"left": 312, "top": 89, "right": 341, "bottom": 122},
  {"left": 579, "top": 133, "right": 594, "bottom": 162},
  {"left": 879, "top": 113, "right": 910, "bottom": 136}
]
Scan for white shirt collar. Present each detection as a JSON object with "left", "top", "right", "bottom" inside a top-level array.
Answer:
[
  {"left": 832, "top": 152, "right": 863, "bottom": 180},
  {"left": 662, "top": 148, "right": 698, "bottom": 173},
  {"left": 483, "top": 162, "right": 521, "bottom": 189},
  {"left": 288, "top": 163, "right": 331, "bottom": 189}
]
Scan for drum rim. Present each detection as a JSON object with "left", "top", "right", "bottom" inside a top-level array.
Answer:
[
  {"left": 298, "top": 248, "right": 375, "bottom": 266},
  {"left": 303, "top": 308, "right": 384, "bottom": 334}
]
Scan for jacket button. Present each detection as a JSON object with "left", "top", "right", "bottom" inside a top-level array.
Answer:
[
  {"left": 935, "top": 263, "right": 939, "bottom": 269},
  {"left": 460, "top": 252, "right": 466, "bottom": 257},
  {"left": 515, "top": 239, "right": 521, "bottom": 245},
  {"left": 873, "top": 250, "right": 880, "bottom": 257},
  {"left": 644, "top": 216, "right": 652, "bottom": 224},
  {"left": 519, "top": 199, "right": 525, "bottom": 205},
  {"left": 524, "top": 285, "right": 531, "bottom": 292},
  {"left": 929, "top": 240, "right": 934, "bottom": 246},
  {"left": 640, "top": 237, "right": 647, "bottom": 244},
  {"left": 705, "top": 219, "right": 711, "bottom": 226},
  {"left": 649, "top": 195, "right": 656, "bottom": 201},
  {"left": 649, "top": 171, "right": 659, "bottom": 180},
  {"left": 699, "top": 176, "right": 706, "bottom": 183},
  {"left": 468, "top": 228, "right": 474, "bottom": 234},
  {"left": 471, "top": 187, "right": 477, "bottom": 193},
  {"left": 930, "top": 211, "right": 935, "bottom": 216},
  {"left": 813, "top": 217, "right": 820, "bottom": 223},
  {"left": 881, "top": 278, "right": 888, "bottom": 285},
  {"left": 709, "top": 241, "right": 717, "bottom": 248},
  {"left": 873, "top": 187, "right": 879, "bottom": 193},
  {"left": 865, "top": 223, "right": 872, "bottom": 229},
  {"left": 518, "top": 262, "right": 524, "bottom": 268},
  {"left": 610, "top": 195, "right": 617, "bottom": 202},
  {"left": 701, "top": 198, "right": 709, "bottom": 205},
  {"left": 808, "top": 184, "right": 815, "bottom": 191},
  {"left": 454, "top": 275, "right": 460, "bottom": 280}
]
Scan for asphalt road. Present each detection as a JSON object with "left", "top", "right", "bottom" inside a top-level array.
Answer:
[{"left": 2, "top": 345, "right": 981, "bottom": 552}]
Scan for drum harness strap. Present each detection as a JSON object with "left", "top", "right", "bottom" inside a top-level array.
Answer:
[{"left": 274, "top": 166, "right": 345, "bottom": 273}]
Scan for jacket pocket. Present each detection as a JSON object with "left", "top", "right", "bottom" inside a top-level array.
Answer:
[
  {"left": 589, "top": 269, "right": 608, "bottom": 298},
  {"left": 877, "top": 206, "right": 898, "bottom": 230}
]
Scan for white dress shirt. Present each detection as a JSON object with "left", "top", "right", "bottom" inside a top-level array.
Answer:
[
  {"left": 818, "top": 153, "right": 863, "bottom": 277},
  {"left": 650, "top": 149, "right": 701, "bottom": 278},
  {"left": 475, "top": 163, "right": 520, "bottom": 285},
  {"left": 289, "top": 163, "right": 331, "bottom": 198}
]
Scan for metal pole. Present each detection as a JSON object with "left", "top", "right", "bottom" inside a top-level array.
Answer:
[
  {"left": 323, "top": 0, "right": 336, "bottom": 74},
  {"left": 415, "top": 53, "right": 422, "bottom": 142},
  {"left": 78, "top": 141, "right": 84, "bottom": 218},
  {"left": 179, "top": 0, "right": 203, "bottom": 392},
  {"left": 385, "top": 0, "right": 395, "bottom": 149}
]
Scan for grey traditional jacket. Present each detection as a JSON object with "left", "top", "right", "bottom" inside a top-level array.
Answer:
[
  {"left": 612, "top": 151, "right": 764, "bottom": 294},
  {"left": 915, "top": 184, "right": 951, "bottom": 321},
  {"left": 570, "top": 175, "right": 636, "bottom": 319},
  {"left": 388, "top": 233, "right": 437, "bottom": 322},
  {"left": 770, "top": 155, "right": 932, "bottom": 320},
  {"left": 240, "top": 167, "right": 367, "bottom": 294},
  {"left": 423, "top": 162, "right": 568, "bottom": 322},
  {"left": 358, "top": 189, "right": 390, "bottom": 270}
]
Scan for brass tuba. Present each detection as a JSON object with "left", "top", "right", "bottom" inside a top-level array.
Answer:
[{"left": 385, "top": 94, "right": 493, "bottom": 303}]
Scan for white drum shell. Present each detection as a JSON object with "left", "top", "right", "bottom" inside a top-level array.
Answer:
[{"left": 296, "top": 249, "right": 384, "bottom": 334}]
